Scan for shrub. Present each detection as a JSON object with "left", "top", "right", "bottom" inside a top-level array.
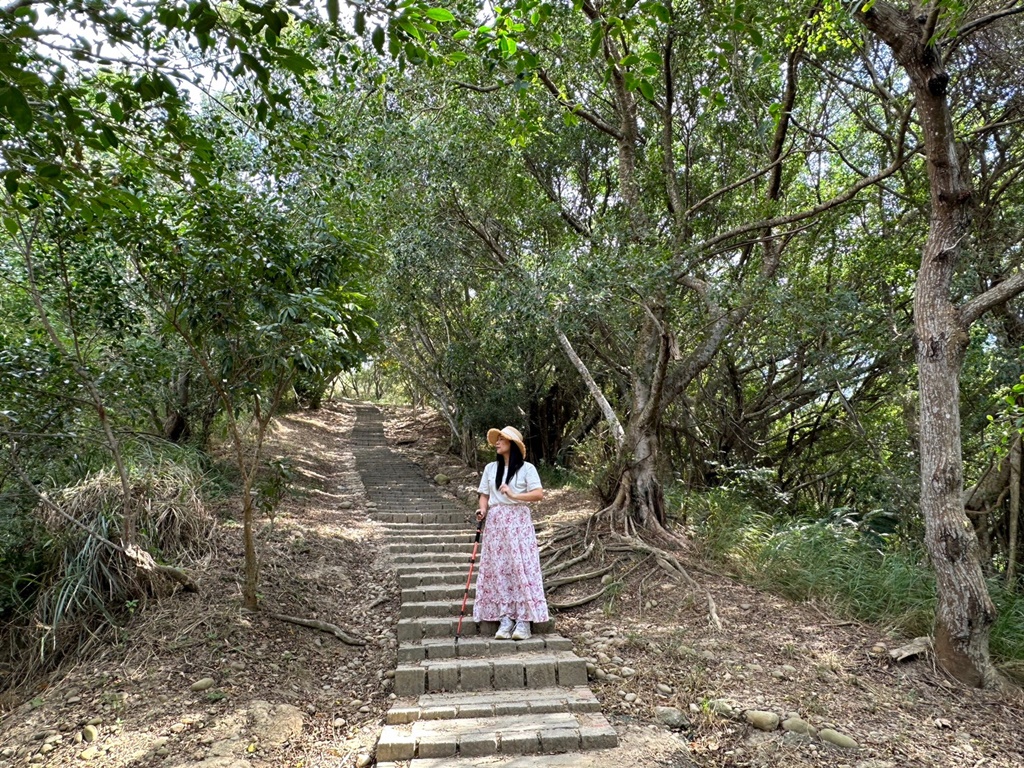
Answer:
[{"left": 682, "top": 486, "right": 1024, "bottom": 664}]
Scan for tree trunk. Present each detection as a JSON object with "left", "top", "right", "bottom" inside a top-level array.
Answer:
[
  {"left": 618, "top": 428, "right": 665, "bottom": 529},
  {"left": 242, "top": 490, "right": 258, "bottom": 611},
  {"left": 1008, "top": 436, "right": 1021, "bottom": 587},
  {"left": 857, "top": 2, "right": 1000, "bottom": 687}
]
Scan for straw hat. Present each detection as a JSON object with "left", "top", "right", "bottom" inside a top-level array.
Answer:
[{"left": 487, "top": 426, "right": 526, "bottom": 458}]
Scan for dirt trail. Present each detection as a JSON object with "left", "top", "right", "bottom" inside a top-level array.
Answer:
[{"left": 0, "top": 401, "right": 1020, "bottom": 768}]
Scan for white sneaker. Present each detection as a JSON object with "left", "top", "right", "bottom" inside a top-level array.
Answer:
[
  {"left": 495, "top": 616, "right": 514, "bottom": 640},
  {"left": 511, "top": 620, "right": 531, "bottom": 641}
]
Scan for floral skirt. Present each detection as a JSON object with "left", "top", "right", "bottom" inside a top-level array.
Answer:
[{"left": 472, "top": 504, "right": 549, "bottom": 623}]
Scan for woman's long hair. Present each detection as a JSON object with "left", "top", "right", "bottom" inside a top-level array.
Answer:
[{"left": 495, "top": 441, "right": 524, "bottom": 489}]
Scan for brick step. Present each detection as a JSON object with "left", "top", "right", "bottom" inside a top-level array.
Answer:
[
  {"left": 389, "top": 542, "right": 475, "bottom": 554},
  {"left": 390, "top": 539, "right": 475, "bottom": 551},
  {"left": 393, "top": 552, "right": 471, "bottom": 565},
  {"left": 368, "top": 498, "right": 460, "bottom": 505},
  {"left": 397, "top": 616, "right": 497, "bottom": 642},
  {"left": 401, "top": 585, "right": 477, "bottom": 603},
  {"left": 401, "top": 599, "right": 476, "bottom": 619},
  {"left": 386, "top": 685, "right": 601, "bottom": 724},
  {"left": 381, "top": 522, "right": 470, "bottom": 533},
  {"left": 374, "top": 513, "right": 469, "bottom": 524},
  {"left": 379, "top": 751, "right": 627, "bottom": 768},
  {"left": 394, "top": 651, "right": 587, "bottom": 695},
  {"left": 375, "top": 711, "right": 617, "bottom": 762},
  {"left": 391, "top": 531, "right": 477, "bottom": 542},
  {"left": 398, "top": 570, "right": 474, "bottom": 588},
  {"left": 398, "top": 634, "right": 572, "bottom": 662}
]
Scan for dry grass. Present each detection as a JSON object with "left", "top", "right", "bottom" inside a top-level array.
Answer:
[{"left": 4, "top": 460, "right": 213, "bottom": 686}]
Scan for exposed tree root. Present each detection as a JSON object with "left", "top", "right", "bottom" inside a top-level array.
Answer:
[
  {"left": 153, "top": 564, "right": 199, "bottom": 593},
  {"left": 538, "top": 526, "right": 578, "bottom": 555},
  {"left": 543, "top": 541, "right": 595, "bottom": 579},
  {"left": 536, "top": 509, "right": 718, "bottom": 629},
  {"left": 266, "top": 612, "right": 366, "bottom": 645},
  {"left": 545, "top": 563, "right": 617, "bottom": 590},
  {"left": 612, "top": 533, "right": 722, "bottom": 631},
  {"left": 549, "top": 587, "right": 607, "bottom": 611}
]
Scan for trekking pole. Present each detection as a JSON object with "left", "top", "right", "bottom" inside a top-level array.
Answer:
[{"left": 455, "top": 519, "right": 484, "bottom": 641}]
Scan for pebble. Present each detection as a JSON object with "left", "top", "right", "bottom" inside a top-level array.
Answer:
[
  {"left": 624, "top": 693, "right": 637, "bottom": 703},
  {"left": 170, "top": 723, "right": 187, "bottom": 734},
  {"left": 819, "top": 728, "right": 859, "bottom": 749},
  {"left": 358, "top": 706, "right": 370, "bottom": 713},
  {"left": 356, "top": 755, "right": 372, "bottom": 768},
  {"left": 745, "top": 710, "right": 780, "bottom": 731},
  {"left": 656, "top": 683, "right": 673, "bottom": 694},
  {"left": 708, "top": 699, "right": 736, "bottom": 718},
  {"left": 333, "top": 718, "right": 346, "bottom": 728},
  {"left": 82, "top": 724, "right": 99, "bottom": 742},
  {"left": 654, "top": 706, "right": 689, "bottom": 729},
  {"left": 190, "top": 677, "right": 216, "bottom": 692},
  {"left": 782, "top": 717, "right": 816, "bottom": 736},
  {"left": 78, "top": 747, "right": 103, "bottom": 760},
  {"left": 620, "top": 667, "right": 636, "bottom": 677}
]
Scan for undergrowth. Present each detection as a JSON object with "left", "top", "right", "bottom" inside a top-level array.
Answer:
[
  {"left": 677, "top": 486, "right": 1024, "bottom": 666},
  {"left": 1, "top": 442, "right": 215, "bottom": 687}
]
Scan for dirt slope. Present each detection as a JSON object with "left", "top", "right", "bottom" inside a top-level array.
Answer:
[{"left": 0, "top": 401, "right": 1020, "bottom": 768}]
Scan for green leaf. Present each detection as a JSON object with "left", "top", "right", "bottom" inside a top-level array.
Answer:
[
  {"left": 372, "top": 26, "right": 386, "bottom": 54},
  {"left": 449, "top": 51, "right": 468, "bottom": 63},
  {"left": 327, "top": 0, "right": 340, "bottom": 24},
  {"left": 425, "top": 8, "right": 455, "bottom": 22},
  {"left": 2, "top": 216, "right": 18, "bottom": 236},
  {"left": 639, "top": 79, "right": 654, "bottom": 100},
  {"left": 279, "top": 52, "right": 316, "bottom": 76},
  {"left": 37, "top": 163, "right": 61, "bottom": 178},
  {"left": 355, "top": 10, "right": 365, "bottom": 36},
  {"left": 453, "top": 29, "right": 470, "bottom": 41},
  {"left": 397, "top": 18, "right": 422, "bottom": 41},
  {"left": 1, "top": 86, "right": 33, "bottom": 132},
  {"left": 650, "top": 3, "right": 670, "bottom": 23}
]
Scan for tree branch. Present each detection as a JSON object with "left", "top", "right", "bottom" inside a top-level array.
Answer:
[
  {"left": 685, "top": 151, "right": 914, "bottom": 261},
  {"left": 537, "top": 69, "right": 624, "bottom": 140},
  {"left": 952, "top": 3, "right": 1024, "bottom": 43},
  {"left": 452, "top": 80, "right": 505, "bottom": 94},
  {"left": 959, "top": 271, "right": 1024, "bottom": 327}
]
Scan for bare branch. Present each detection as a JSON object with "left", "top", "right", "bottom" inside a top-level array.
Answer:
[
  {"left": 537, "top": 69, "right": 624, "bottom": 140},
  {"left": 959, "top": 271, "right": 1024, "bottom": 327},
  {"left": 952, "top": 3, "right": 1024, "bottom": 42},
  {"left": 688, "top": 151, "right": 914, "bottom": 259},
  {"left": 452, "top": 80, "right": 506, "bottom": 94}
]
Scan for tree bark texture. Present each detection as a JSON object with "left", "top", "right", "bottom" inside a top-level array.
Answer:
[{"left": 857, "top": 2, "right": 999, "bottom": 687}]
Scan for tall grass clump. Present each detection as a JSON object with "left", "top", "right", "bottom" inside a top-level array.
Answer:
[
  {"left": 2, "top": 451, "right": 213, "bottom": 684},
  {"left": 682, "top": 484, "right": 1024, "bottom": 664}
]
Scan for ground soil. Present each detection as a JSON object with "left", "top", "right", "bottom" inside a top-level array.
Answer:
[{"left": 1, "top": 401, "right": 1021, "bottom": 768}]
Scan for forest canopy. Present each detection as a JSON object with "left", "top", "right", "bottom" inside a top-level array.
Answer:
[{"left": 2, "top": 0, "right": 1024, "bottom": 689}]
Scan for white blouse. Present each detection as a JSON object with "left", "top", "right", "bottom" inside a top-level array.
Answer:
[{"left": 477, "top": 461, "right": 542, "bottom": 506}]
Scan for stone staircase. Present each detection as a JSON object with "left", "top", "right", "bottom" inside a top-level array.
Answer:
[{"left": 349, "top": 405, "right": 618, "bottom": 766}]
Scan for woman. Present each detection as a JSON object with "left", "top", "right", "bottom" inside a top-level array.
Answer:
[{"left": 472, "top": 426, "right": 549, "bottom": 640}]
